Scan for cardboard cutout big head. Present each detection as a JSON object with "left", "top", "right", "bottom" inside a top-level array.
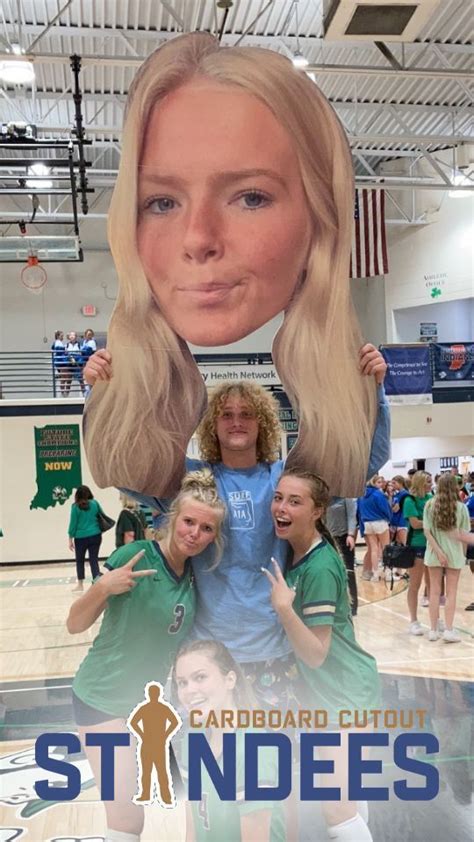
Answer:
[{"left": 83, "top": 32, "right": 377, "bottom": 497}]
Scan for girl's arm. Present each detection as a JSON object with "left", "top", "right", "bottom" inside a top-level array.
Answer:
[
  {"left": 263, "top": 561, "right": 332, "bottom": 668},
  {"left": 241, "top": 810, "right": 272, "bottom": 842},
  {"left": 423, "top": 527, "right": 449, "bottom": 567},
  {"left": 66, "top": 549, "right": 153, "bottom": 633},
  {"left": 408, "top": 515, "right": 423, "bottom": 529}
]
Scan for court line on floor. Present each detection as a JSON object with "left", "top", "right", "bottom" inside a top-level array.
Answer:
[
  {"left": 361, "top": 597, "right": 474, "bottom": 643},
  {"left": 378, "top": 655, "right": 474, "bottom": 666}
]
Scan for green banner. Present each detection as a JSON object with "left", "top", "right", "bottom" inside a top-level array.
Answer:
[{"left": 30, "top": 424, "right": 82, "bottom": 510}]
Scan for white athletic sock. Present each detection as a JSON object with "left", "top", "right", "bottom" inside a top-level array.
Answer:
[
  {"left": 105, "top": 830, "right": 140, "bottom": 842},
  {"left": 357, "top": 800, "right": 369, "bottom": 823},
  {"left": 328, "top": 813, "right": 373, "bottom": 841}
]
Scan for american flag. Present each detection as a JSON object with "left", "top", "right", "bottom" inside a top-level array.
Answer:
[{"left": 350, "top": 189, "right": 389, "bottom": 279}]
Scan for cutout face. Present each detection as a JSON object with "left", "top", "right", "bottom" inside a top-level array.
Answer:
[{"left": 137, "top": 79, "right": 312, "bottom": 346}]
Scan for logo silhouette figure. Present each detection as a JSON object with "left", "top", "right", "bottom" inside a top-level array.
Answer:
[{"left": 127, "top": 681, "right": 182, "bottom": 808}]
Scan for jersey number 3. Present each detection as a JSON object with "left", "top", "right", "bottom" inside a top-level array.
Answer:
[{"left": 168, "top": 603, "right": 185, "bottom": 634}]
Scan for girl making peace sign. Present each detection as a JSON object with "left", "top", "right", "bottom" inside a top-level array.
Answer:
[{"left": 264, "top": 468, "right": 380, "bottom": 842}]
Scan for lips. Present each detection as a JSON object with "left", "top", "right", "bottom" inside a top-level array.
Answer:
[{"left": 178, "top": 281, "right": 240, "bottom": 305}]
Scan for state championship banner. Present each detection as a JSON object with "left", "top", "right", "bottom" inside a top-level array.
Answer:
[
  {"left": 432, "top": 342, "right": 474, "bottom": 382},
  {"left": 381, "top": 345, "right": 432, "bottom": 405},
  {"left": 30, "top": 424, "right": 82, "bottom": 510}
]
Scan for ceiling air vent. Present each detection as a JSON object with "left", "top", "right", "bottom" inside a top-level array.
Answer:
[{"left": 324, "top": 0, "right": 442, "bottom": 42}]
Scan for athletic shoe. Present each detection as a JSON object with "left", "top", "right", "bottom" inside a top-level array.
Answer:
[
  {"left": 409, "top": 621, "right": 424, "bottom": 636},
  {"left": 443, "top": 629, "right": 461, "bottom": 643},
  {"left": 71, "top": 585, "right": 84, "bottom": 593},
  {"left": 361, "top": 571, "right": 372, "bottom": 580},
  {"left": 465, "top": 603, "right": 474, "bottom": 611},
  {"left": 428, "top": 630, "right": 439, "bottom": 641},
  {"left": 439, "top": 596, "right": 446, "bottom": 607},
  {"left": 420, "top": 596, "right": 429, "bottom": 607},
  {"left": 371, "top": 572, "right": 380, "bottom": 583}
]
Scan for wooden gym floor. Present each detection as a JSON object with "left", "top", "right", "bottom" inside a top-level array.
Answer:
[{"left": 1, "top": 555, "right": 473, "bottom": 841}]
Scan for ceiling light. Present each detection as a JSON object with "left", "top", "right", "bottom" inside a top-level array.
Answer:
[
  {"left": 0, "top": 60, "right": 35, "bottom": 84},
  {"left": 449, "top": 173, "right": 473, "bottom": 199},
  {"left": 26, "top": 163, "right": 53, "bottom": 189},
  {"left": 292, "top": 50, "right": 309, "bottom": 68}
]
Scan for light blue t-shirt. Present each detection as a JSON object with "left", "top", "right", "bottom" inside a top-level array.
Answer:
[{"left": 124, "top": 386, "right": 390, "bottom": 663}]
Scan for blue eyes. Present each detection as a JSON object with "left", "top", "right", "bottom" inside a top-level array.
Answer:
[
  {"left": 142, "top": 190, "right": 271, "bottom": 215},
  {"left": 144, "top": 196, "right": 176, "bottom": 214},
  {"left": 238, "top": 190, "right": 270, "bottom": 209}
]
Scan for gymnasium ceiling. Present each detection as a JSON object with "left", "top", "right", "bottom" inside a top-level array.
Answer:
[{"left": 0, "top": 0, "right": 472, "bottom": 245}]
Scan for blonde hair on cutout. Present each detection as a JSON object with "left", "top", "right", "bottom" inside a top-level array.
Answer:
[{"left": 83, "top": 32, "right": 377, "bottom": 498}]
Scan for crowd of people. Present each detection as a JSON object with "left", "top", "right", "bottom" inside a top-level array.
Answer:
[
  {"left": 356, "top": 467, "right": 474, "bottom": 637},
  {"left": 51, "top": 328, "right": 97, "bottom": 397}
]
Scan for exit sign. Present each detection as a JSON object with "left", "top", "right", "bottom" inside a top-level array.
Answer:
[{"left": 81, "top": 305, "right": 96, "bottom": 316}]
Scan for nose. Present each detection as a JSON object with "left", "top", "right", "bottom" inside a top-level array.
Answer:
[{"left": 182, "top": 201, "right": 224, "bottom": 264}]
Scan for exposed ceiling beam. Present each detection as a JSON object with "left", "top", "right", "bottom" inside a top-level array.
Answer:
[
  {"left": 2, "top": 22, "right": 472, "bottom": 55},
  {"left": 0, "top": 51, "right": 472, "bottom": 80},
  {"left": 10, "top": 89, "right": 471, "bottom": 119},
  {"left": 7, "top": 122, "right": 468, "bottom": 145}
]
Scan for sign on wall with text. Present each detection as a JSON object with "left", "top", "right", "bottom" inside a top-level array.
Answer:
[
  {"left": 30, "top": 424, "right": 82, "bottom": 510},
  {"left": 381, "top": 345, "right": 432, "bottom": 404},
  {"left": 432, "top": 343, "right": 474, "bottom": 383}
]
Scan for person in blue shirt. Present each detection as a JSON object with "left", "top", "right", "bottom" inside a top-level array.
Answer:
[
  {"left": 357, "top": 475, "right": 392, "bottom": 583},
  {"left": 112, "top": 370, "right": 389, "bottom": 706}
]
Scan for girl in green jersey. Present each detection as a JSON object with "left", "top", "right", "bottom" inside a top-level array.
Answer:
[
  {"left": 67, "top": 470, "right": 226, "bottom": 842},
  {"left": 173, "top": 639, "right": 286, "bottom": 842},
  {"left": 264, "top": 468, "right": 380, "bottom": 842}
]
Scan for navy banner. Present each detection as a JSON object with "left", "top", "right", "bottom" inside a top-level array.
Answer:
[
  {"left": 433, "top": 343, "right": 474, "bottom": 382},
  {"left": 381, "top": 345, "right": 432, "bottom": 404}
]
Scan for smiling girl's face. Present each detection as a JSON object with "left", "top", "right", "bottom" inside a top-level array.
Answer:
[
  {"left": 137, "top": 79, "right": 312, "bottom": 347},
  {"left": 271, "top": 474, "right": 322, "bottom": 545},
  {"left": 175, "top": 651, "right": 236, "bottom": 716}
]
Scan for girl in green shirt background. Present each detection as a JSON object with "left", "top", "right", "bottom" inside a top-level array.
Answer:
[
  {"left": 68, "top": 484, "right": 106, "bottom": 592},
  {"left": 403, "top": 471, "right": 434, "bottom": 636}
]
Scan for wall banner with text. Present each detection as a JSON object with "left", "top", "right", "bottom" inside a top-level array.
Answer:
[
  {"left": 432, "top": 343, "right": 474, "bottom": 382},
  {"left": 30, "top": 424, "right": 82, "bottom": 510},
  {"left": 381, "top": 345, "right": 432, "bottom": 405}
]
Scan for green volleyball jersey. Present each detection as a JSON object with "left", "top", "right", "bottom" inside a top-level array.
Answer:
[
  {"left": 404, "top": 494, "right": 432, "bottom": 546},
  {"left": 73, "top": 540, "right": 195, "bottom": 718},
  {"left": 181, "top": 729, "right": 285, "bottom": 842},
  {"left": 285, "top": 540, "right": 380, "bottom": 718}
]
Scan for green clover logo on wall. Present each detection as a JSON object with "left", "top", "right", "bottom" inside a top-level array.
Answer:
[{"left": 431, "top": 287, "right": 442, "bottom": 298}]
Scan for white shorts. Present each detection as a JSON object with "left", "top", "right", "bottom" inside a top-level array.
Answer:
[{"left": 364, "top": 520, "right": 389, "bottom": 535}]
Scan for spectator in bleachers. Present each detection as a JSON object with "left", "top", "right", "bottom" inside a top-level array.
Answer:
[
  {"left": 51, "top": 330, "right": 68, "bottom": 397},
  {"left": 65, "top": 331, "right": 84, "bottom": 397}
]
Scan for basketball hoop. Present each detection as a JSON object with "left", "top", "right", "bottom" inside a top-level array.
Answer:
[{"left": 21, "top": 253, "right": 48, "bottom": 294}]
